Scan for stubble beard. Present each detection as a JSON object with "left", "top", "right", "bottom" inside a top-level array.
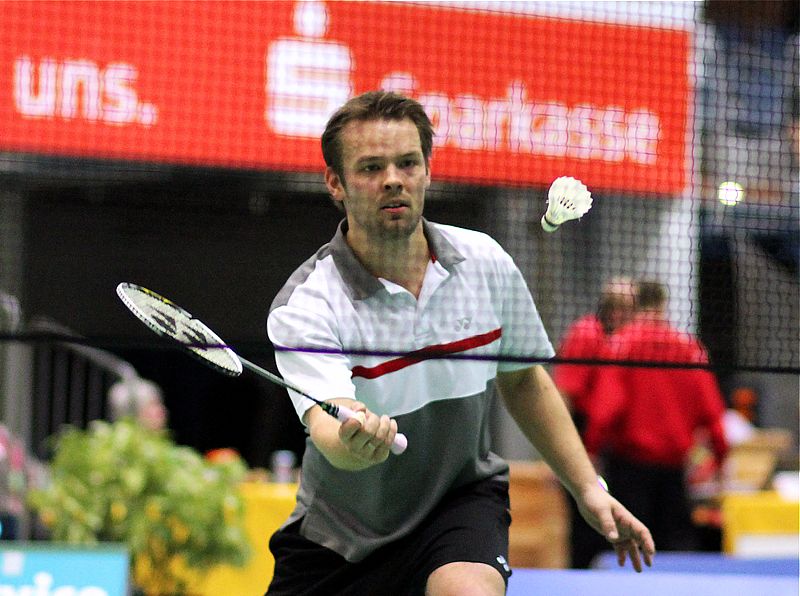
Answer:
[{"left": 378, "top": 209, "right": 422, "bottom": 240}]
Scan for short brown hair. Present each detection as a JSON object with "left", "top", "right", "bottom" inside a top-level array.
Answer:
[
  {"left": 636, "top": 280, "right": 668, "bottom": 310},
  {"left": 321, "top": 90, "right": 434, "bottom": 183}
]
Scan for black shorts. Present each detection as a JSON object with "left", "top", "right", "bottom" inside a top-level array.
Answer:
[{"left": 266, "top": 477, "right": 512, "bottom": 596}]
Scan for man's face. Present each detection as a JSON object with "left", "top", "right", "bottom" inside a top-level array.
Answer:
[
  {"left": 606, "top": 294, "right": 635, "bottom": 333},
  {"left": 325, "top": 118, "right": 430, "bottom": 243}
]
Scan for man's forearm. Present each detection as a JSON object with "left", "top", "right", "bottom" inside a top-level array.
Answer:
[
  {"left": 305, "top": 402, "right": 374, "bottom": 471},
  {"left": 497, "top": 365, "right": 599, "bottom": 499},
  {"left": 305, "top": 399, "right": 395, "bottom": 471}
]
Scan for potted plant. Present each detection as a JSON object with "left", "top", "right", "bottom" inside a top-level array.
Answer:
[{"left": 28, "top": 419, "right": 251, "bottom": 596}]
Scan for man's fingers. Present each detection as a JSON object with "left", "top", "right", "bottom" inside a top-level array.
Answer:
[
  {"left": 608, "top": 507, "right": 655, "bottom": 573},
  {"left": 339, "top": 417, "right": 362, "bottom": 439},
  {"left": 339, "top": 410, "right": 396, "bottom": 461},
  {"left": 337, "top": 404, "right": 368, "bottom": 443},
  {"left": 598, "top": 511, "right": 619, "bottom": 542},
  {"left": 643, "top": 548, "right": 654, "bottom": 568},
  {"left": 616, "top": 545, "right": 626, "bottom": 567},
  {"left": 612, "top": 539, "right": 642, "bottom": 572},
  {"left": 618, "top": 510, "right": 656, "bottom": 565}
]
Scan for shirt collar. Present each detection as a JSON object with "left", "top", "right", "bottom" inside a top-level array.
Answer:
[{"left": 329, "top": 217, "right": 465, "bottom": 301}]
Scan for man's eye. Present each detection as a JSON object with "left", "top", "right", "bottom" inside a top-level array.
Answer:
[
  {"left": 400, "top": 159, "right": 419, "bottom": 168},
  {"left": 363, "top": 164, "right": 381, "bottom": 172}
]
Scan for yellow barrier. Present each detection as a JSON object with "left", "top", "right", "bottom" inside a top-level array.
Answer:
[
  {"left": 191, "top": 466, "right": 570, "bottom": 592},
  {"left": 192, "top": 482, "right": 298, "bottom": 596},
  {"left": 721, "top": 491, "right": 799, "bottom": 555}
]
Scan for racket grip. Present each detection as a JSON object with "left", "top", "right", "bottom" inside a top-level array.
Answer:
[{"left": 337, "top": 405, "right": 408, "bottom": 455}]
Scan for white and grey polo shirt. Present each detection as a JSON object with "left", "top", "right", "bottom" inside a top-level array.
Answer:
[{"left": 267, "top": 218, "right": 554, "bottom": 562}]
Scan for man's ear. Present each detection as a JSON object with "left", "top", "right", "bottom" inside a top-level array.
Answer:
[{"left": 324, "top": 166, "right": 346, "bottom": 206}]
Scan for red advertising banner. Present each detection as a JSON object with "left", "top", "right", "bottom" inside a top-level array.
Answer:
[{"left": 0, "top": 1, "right": 691, "bottom": 193}]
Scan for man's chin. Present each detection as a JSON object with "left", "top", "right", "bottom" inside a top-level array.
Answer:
[{"left": 381, "top": 216, "right": 421, "bottom": 238}]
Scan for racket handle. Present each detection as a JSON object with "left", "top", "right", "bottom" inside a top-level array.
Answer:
[{"left": 336, "top": 404, "right": 408, "bottom": 455}]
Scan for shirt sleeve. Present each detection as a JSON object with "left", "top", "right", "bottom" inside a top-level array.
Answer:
[
  {"left": 692, "top": 341, "right": 729, "bottom": 463},
  {"left": 691, "top": 370, "right": 729, "bottom": 464},
  {"left": 267, "top": 303, "right": 356, "bottom": 423},
  {"left": 495, "top": 252, "right": 555, "bottom": 372}
]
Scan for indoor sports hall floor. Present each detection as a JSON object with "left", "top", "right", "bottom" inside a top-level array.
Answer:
[{"left": 506, "top": 554, "right": 799, "bottom": 596}]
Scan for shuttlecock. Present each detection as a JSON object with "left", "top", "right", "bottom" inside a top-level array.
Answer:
[{"left": 541, "top": 176, "right": 593, "bottom": 232}]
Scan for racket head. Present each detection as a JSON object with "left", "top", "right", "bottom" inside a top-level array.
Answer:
[{"left": 116, "top": 282, "right": 243, "bottom": 377}]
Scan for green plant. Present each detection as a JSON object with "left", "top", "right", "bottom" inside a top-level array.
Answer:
[{"left": 28, "top": 419, "right": 250, "bottom": 595}]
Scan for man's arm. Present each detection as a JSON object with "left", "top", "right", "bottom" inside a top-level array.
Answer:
[
  {"left": 498, "top": 365, "right": 597, "bottom": 495},
  {"left": 696, "top": 371, "right": 730, "bottom": 465},
  {"left": 496, "top": 365, "right": 655, "bottom": 571},
  {"left": 304, "top": 398, "right": 399, "bottom": 471}
]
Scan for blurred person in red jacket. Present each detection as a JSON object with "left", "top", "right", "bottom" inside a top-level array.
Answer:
[
  {"left": 584, "top": 280, "right": 729, "bottom": 551},
  {"left": 554, "top": 277, "right": 636, "bottom": 436},
  {"left": 553, "top": 276, "right": 636, "bottom": 568}
]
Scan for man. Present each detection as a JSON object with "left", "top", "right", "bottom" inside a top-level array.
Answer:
[
  {"left": 584, "top": 280, "right": 728, "bottom": 552},
  {"left": 266, "top": 91, "right": 654, "bottom": 596},
  {"left": 554, "top": 277, "right": 636, "bottom": 436},
  {"left": 553, "top": 277, "right": 636, "bottom": 568}
]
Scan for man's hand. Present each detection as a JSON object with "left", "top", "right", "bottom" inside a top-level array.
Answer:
[
  {"left": 337, "top": 402, "right": 398, "bottom": 466},
  {"left": 577, "top": 482, "right": 656, "bottom": 572},
  {"left": 306, "top": 399, "right": 398, "bottom": 471}
]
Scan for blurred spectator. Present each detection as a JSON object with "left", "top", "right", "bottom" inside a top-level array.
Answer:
[
  {"left": 584, "top": 280, "right": 729, "bottom": 551},
  {"left": 553, "top": 276, "right": 635, "bottom": 568},
  {"left": 108, "top": 377, "right": 168, "bottom": 431},
  {"left": 554, "top": 277, "right": 636, "bottom": 435}
]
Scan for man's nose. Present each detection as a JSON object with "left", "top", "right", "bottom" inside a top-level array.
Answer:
[{"left": 383, "top": 165, "right": 403, "bottom": 193}]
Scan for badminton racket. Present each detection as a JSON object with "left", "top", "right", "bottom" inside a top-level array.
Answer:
[{"left": 115, "top": 282, "right": 408, "bottom": 455}]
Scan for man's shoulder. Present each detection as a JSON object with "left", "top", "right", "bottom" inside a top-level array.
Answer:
[
  {"left": 431, "top": 221, "right": 498, "bottom": 246},
  {"left": 571, "top": 315, "right": 603, "bottom": 333},
  {"left": 614, "top": 320, "right": 707, "bottom": 363},
  {"left": 269, "top": 243, "right": 337, "bottom": 312},
  {"left": 557, "top": 315, "right": 605, "bottom": 359},
  {"left": 561, "top": 315, "right": 603, "bottom": 344},
  {"left": 428, "top": 221, "right": 509, "bottom": 265}
]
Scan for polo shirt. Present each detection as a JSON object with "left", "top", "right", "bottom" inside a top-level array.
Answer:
[
  {"left": 267, "top": 218, "right": 554, "bottom": 561},
  {"left": 583, "top": 318, "right": 728, "bottom": 469}
]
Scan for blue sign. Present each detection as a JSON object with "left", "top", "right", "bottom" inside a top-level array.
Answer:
[{"left": 0, "top": 543, "right": 129, "bottom": 596}]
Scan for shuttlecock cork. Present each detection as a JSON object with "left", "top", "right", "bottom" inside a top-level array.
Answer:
[{"left": 541, "top": 176, "right": 593, "bottom": 232}]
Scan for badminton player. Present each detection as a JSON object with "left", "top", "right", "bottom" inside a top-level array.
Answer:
[{"left": 265, "top": 90, "right": 655, "bottom": 596}]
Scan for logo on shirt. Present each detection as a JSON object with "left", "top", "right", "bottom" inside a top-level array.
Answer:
[{"left": 454, "top": 317, "right": 472, "bottom": 331}]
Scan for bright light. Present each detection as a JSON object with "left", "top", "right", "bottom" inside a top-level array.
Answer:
[{"left": 718, "top": 181, "right": 744, "bottom": 206}]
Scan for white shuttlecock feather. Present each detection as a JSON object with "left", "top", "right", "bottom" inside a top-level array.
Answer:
[{"left": 541, "top": 176, "right": 593, "bottom": 232}]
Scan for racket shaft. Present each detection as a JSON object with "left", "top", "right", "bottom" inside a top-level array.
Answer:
[
  {"left": 240, "top": 358, "right": 408, "bottom": 455},
  {"left": 241, "top": 358, "right": 308, "bottom": 397}
]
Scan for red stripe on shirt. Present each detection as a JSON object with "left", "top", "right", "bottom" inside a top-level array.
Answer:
[{"left": 351, "top": 328, "right": 502, "bottom": 379}]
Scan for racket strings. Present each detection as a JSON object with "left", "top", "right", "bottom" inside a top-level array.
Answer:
[{"left": 117, "top": 283, "right": 242, "bottom": 375}]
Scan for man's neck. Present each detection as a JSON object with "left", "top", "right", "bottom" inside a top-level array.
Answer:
[
  {"left": 348, "top": 226, "right": 431, "bottom": 298},
  {"left": 636, "top": 308, "right": 667, "bottom": 322}
]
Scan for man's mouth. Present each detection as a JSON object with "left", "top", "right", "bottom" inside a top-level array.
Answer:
[{"left": 381, "top": 202, "right": 408, "bottom": 212}]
